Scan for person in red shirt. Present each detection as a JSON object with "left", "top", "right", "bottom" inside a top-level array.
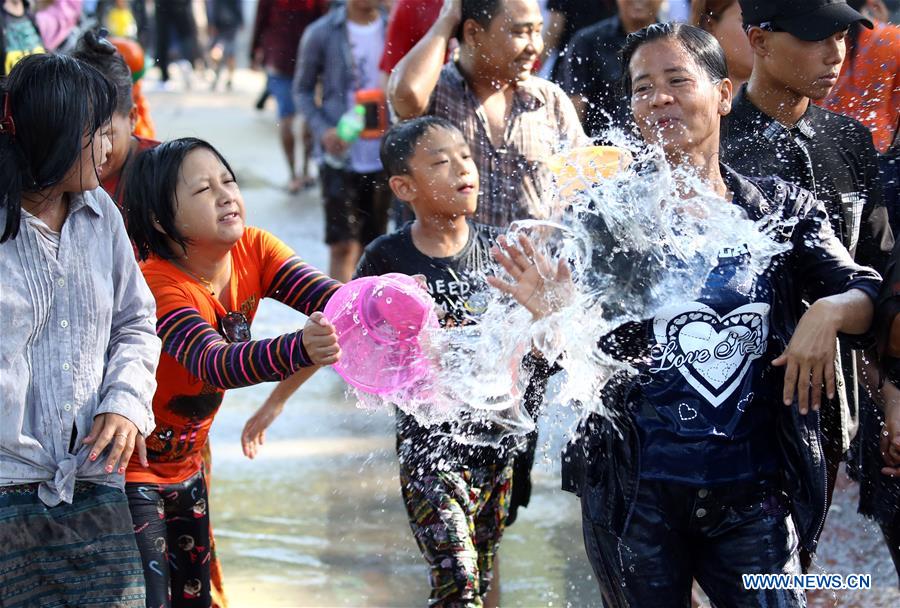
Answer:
[
  {"left": 379, "top": 0, "right": 443, "bottom": 74},
  {"left": 250, "top": 0, "right": 330, "bottom": 193},
  {"left": 123, "top": 137, "right": 341, "bottom": 607}
]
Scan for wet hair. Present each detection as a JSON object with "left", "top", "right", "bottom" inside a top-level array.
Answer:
[
  {"left": 380, "top": 116, "right": 462, "bottom": 178},
  {"left": 458, "top": 0, "right": 504, "bottom": 41},
  {"left": 125, "top": 137, "right": 236, "bottom": 261},
  {"left": 0, "top": 53, "right": 117, "bottom": 242},
  {"left": 71, "top": 29, "right": 135, "bottom": 116},
  {"left": 619, "top": 22, "right": 729, "bottom": 98},
  {"left": 690, "top": 0, "right": 738, "bottom": 32}
]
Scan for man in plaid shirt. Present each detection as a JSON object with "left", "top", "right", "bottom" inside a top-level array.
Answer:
[{"left": 388, "top": 0, "right": 590, "bottom": 229}]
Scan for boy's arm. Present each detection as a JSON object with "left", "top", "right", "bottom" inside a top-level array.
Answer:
[
  {"left": 241, "top": 365, "right": 319, "bottom": 459},
  {"left": 388, "top": 0, "right": 459, "bottom": 119}
]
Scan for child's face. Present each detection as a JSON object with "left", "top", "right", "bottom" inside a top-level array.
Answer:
[
  {"left": 98, "top": 108, "right": 137, "bottom": 182},
  {"left": 58, "top": 123, "right": 112, "bottom": 193},
  {"left": 401, "top": 127, "right": 479, "bottom": 218},
  {"left": 171, "top": 147, "right": 245, "bottom": 250}
]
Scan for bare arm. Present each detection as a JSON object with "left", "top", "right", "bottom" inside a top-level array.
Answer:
[
  {"left": 241, "top": 366, "right": 320, "bottom": 459},
  {"left": 388, "top": 0, "right": 460, "bottom": 119}
]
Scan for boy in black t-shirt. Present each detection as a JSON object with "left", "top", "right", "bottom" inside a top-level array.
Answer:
[{"left": 355, "top": 116, "right": 549, "bottom": 606}]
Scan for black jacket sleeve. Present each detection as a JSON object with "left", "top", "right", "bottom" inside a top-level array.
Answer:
[{"left": 853, "top": 125, "right": 894, "bottom": 275}]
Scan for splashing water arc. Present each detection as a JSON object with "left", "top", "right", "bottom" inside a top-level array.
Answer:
[{"left": 333, "top": 138, "right": 797, "bottom": 447}]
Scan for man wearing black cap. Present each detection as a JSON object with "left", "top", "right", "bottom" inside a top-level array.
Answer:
[{"left": 722, "top": 0, "right": 895, "bottom": 569}]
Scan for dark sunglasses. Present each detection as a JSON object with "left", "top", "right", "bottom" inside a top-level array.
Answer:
[{"left": 220, "top": 312, "right": 251, "bottom": 343}]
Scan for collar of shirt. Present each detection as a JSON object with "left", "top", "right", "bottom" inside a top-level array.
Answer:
[
  {"left": 720, "top": 162, "right": 772, "bottom": 216},
  {"left": 444, "top": 60, "right": 546, "bottom": 113},
  {"left": 67, "top": 191, "right": 105, "bottom": 219},
  {"left": 732, "top": 85, "right": 818, "bottom": 143}
]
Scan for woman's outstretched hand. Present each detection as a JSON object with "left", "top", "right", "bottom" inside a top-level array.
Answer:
[{"left": 487, "top": 234, "right": 574, "bottom": 319}]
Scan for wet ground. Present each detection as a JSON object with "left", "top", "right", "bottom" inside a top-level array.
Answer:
[{"left": 146, "top": 69, "right": 900, "bottom": 607}]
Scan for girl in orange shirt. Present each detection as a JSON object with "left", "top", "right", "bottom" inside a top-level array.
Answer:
[{"left": 123, "top": 137, "right": 341, "bottom": 607}]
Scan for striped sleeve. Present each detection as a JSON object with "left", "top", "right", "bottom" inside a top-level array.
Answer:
[
  {"left": 157, "top": 307, "right": 314, "bottom": 389},
  {"left": 264, "top": 256, "right": 341, "bottom": 314}
]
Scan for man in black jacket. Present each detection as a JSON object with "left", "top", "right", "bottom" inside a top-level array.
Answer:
[{"left": 721, "top": 0, "right": 895, "bottom": 569}]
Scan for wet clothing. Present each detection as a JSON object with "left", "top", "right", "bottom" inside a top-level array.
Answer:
[
  {"left": 637, "top": 245, "right": 780, "bottom": 485},
  {"left": 0, "top": 188, "right": 159, "bottom": 507},
  {"left": 250, "top": 0, "right": 328, "bottom": 77},
  {"left": 0, "top": 482, "right": 146, "bottom": 607},
  {"left": 583, "top": 478, "right": 805, "bottom": 608},
  {"left": 722, "top": 86, "right": 892, "bottom": 271},
  {"left": 355, "top": 221, "right": 516, "bottom": 472},
  {"left": 356, "top": 220, "right": 552, "bottom": 604},
  {"left": 563, "top": 166, "right": 881, "bottom": 601},
  {"left": 425, "top": 61, "right": 590, "bottom": 228},
  {"left": 722, "top": 86, "right": 893, "bottom": 463},
  {"left": 557, "top": 15, "right": 637, "bottom": 137},
  {"left": 321, "top": 166, "right": 391, "bottom": 245},
  {"left": 822, "top": 20, "right": 900, "bottom": 153},
  {"left": 127, "top": 471, "right": 211, "bottom": 608},
  {"left": 127, "top": 227, "right": 339, "bottom": 486},
  {"left": 401, "top": 462, "right": 513, "bottom": 607},
  {"left": 852, "top": 237, "right": 900, "bottom": 582}
]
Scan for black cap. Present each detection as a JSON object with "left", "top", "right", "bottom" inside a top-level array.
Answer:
[{"left": 739, "top": 0, "right": 873, "bottom": 41}]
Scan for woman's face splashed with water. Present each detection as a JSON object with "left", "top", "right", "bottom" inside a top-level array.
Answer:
[{"left": 628, "top": 37, "right": 733, "bottom": 164}]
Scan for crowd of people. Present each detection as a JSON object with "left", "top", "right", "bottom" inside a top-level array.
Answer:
[{"left": 1, "top": 0, "right": 900, "bottom": 607}]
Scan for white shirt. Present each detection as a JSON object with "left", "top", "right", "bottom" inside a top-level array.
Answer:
[{"left": 347, "top": 17, "right": 385, "bottom": 174}]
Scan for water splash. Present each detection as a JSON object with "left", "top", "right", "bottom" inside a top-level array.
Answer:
[{"left": 351, "top": 137, "right": 798, "bottom": 446}]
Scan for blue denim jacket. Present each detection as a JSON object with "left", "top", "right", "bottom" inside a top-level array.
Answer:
[{"left": 292, "top": 5, "right": 388, "bottom": 146}]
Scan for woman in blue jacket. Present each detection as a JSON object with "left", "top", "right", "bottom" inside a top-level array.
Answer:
[{"left": 490, "top": 23, "right": 882, "bottom": 608}]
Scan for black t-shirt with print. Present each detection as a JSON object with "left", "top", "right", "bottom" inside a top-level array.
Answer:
[{"left": 355, "top": 221, "right": 524, "bottom": 472}]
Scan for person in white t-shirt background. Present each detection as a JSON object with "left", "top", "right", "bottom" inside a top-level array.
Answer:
[{"left": 294, "top": 0, "right": 391, "bottom": 283}]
